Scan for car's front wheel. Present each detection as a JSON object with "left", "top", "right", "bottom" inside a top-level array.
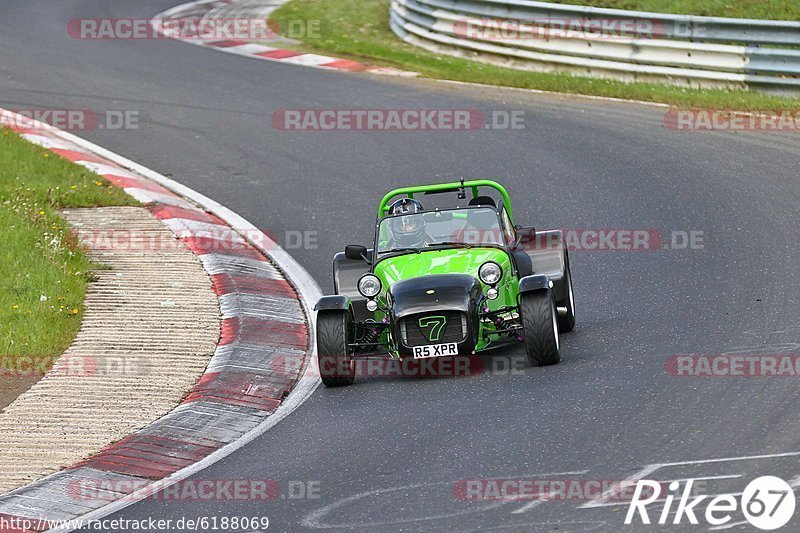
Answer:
[
  {"left": 520, "top": 290, "right": 561, "bottom": 366},
  {"left": 317, "top": 310, "right": 355, "bottom": 387}
]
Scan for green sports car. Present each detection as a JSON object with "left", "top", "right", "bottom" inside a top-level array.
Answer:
[{"left": 314, "top": 180, "right": 575, "bottom": 387}]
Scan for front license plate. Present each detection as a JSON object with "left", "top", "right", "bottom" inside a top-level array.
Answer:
[{"left": 412, "top": 343, "right": 458, "bottom": 359}]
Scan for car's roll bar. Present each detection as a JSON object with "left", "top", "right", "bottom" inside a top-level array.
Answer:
[{"left": 377, "top": 179, "right": 513, "bottom": 224}]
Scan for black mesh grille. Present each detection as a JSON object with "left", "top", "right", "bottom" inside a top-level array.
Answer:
[{"left": 400, "top": 311, "right": 467, "bottom": 346}]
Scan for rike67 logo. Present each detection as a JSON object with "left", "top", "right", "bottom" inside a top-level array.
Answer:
[{"left": 626, "top": 476, "right": 795, "bottom": 530}]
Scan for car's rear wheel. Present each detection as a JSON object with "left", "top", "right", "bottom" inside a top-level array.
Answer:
[
  {"left": 317, "top": 310, "right": 355, "bottom": 387},
  {"left": 557, "top": 253, "right": 576, "bottom": 332},
  {"left": 520, "top": 290, "right": 560, "bottom": 366}
]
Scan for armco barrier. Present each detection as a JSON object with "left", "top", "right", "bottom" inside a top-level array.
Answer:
[{"left": 389, "top": 0, "right": 800, "bottom": 93}]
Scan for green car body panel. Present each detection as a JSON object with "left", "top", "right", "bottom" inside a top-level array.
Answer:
[{"left": 372, "top": 246, "right": 518, "bottom": 356}]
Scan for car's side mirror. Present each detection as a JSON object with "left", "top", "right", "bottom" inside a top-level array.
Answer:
[
  {"left": 513, "top": 226, "right": 535, "bottom": 250},
  {"left": 345, "top": 245, "right": 369, "bottom": 262}
]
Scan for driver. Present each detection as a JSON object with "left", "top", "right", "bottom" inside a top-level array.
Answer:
[{"left": 388, "top": 198, "right": 433, "bottom": 248}]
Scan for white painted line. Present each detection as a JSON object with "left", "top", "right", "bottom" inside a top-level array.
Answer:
[
  {"left": 281, "top": 54, "right": 342, "bottom": 67},
  {"left": 589, "top": 491, "right": 745, "bottom": 509},
  {"left": 510, "top": 500, "right": 544, "bottom": 514},
  {"left": 520, "top": 470, "right": 591, "bottom": 477},
  {"left": 580, "top": 464, "right": 661, "bottom": 508},
  {"left": 661, "top": 475, "right": 742, "bottom": 483},
  {"left": 367, "top": 67, "right": 419, "bottom": 77},
  {"left": 585, "top": 476, "right": 744, "bottom": 509},
  {"left": 73, "top": 161, "right": 135, "bottom": 178},
  {"left": 303, "top": 481, "right": 506, "bottom": 529},
  {"left": 583, "top": 500, "right": 639, "bottom": 509},
  {"left": 122, "top": 188, "right": 197, "bottom": 209},
  {"left": 225, "top": 43, "right": 278, "bottom": 55},
  {"left": 19, "top": 134, "right": 76, "bottom": 150},
  {"left": 708, "top": 520, "right": 749, "bottom": 530},
  {"left": 206, "top": 362, "right": 284, "bottom": 373},
  {"left": 655, "top": 451, "right": 800, "bottom": 468},
  {"left": 582, "top": 451, "right": 800, "bottom": 509}
]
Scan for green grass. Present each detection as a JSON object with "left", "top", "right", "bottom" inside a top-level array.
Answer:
[
  {"left": 0, "top": 127, "right": 136, "bottom": 373},
  {"left": 538, "top": 1, "right": 800, "bottom": 20},
  {"left": 271, "top": 0, "right": 800, "bottom": 112}
]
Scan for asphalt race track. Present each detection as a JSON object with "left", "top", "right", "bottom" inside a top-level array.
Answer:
[{"left": 2, "top": 1, "right": 799, "bottom": 531}]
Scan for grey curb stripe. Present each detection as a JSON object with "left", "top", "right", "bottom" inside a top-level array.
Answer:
[
  {"left": 207, "top": 343, "right": 305, "bottom": 373},
  {"left": 199, "top": 253, "right": 283, "bottom": 278},
  {"left": 218, "top": 292, "right": 305, "bottom": 322}
]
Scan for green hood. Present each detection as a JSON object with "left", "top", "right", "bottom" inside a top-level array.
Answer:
[{"left": 374, "top": 247, "right": 511, "bottom": 288}]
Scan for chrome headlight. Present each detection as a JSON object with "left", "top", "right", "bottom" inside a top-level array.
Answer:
[
  {"left": 358, "top": 274, "right": 382, "bottom": 298},
  {"left": 479, "top": 262, "right": 502, "bottom": 285}
]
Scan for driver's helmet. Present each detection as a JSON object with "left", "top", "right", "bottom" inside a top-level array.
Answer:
[{"left": 389, "top": 198, "right": 425, "bottom": 247}]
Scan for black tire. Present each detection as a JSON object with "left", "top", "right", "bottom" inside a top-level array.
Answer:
[
  {"left": 557, "top": 254, "right": 576, "bottom": 333},
  {"left": 520, "top": 290, "right": 561, "bottom": 366},
  {"left": 317, "top": 310, "right": 355, "bottom": 387}
]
